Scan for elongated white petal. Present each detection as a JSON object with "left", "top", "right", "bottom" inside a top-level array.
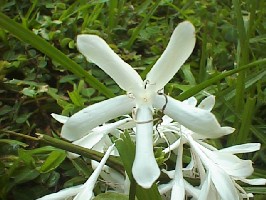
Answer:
[
  {"left": 163, "top": 138, "right": 180, "bottom": 154},
  {"left": 36, "top": 185, "right": 83, "bottom": 200},
  {"left": 132, "top": 106, "right": 160, "bottom": 188},
  {"left": 238, "top": 178, "right": 266, "bottom": 185},
  {"left": 209, "top": 165, "right": 239, "bottom": 200},
  {"left": 77, "top": 35, "right": 143, "bottom": 92},
  {"left": 189, "top": 139, "right": 239, "bottom": 199},
  {"left": 184, "top": 180, "right": 200, "bottom": 199},
  {"left": 219, "top": 143, "right": 261, "bottom": 154},
  {"left": 62, "top": 95, "right": 134, "bottom": 141},
  {"left": 146, "top": 21, "right": 196, "bottom": 91},
  {"left": 198, "top": 172, "right": 212, "bottom": 200},
  {"left": 51, "top": 113, "right": 69, "bottom": 124},
  {"left": 154, "top": 95, "right": 234, "bottom": 138},
  {"left": 198, "top": 95, "right": 215, "bottom": 111},
  {"left": 171, "top": 141, "right": 185, "bottom": 200},
  {"left": 74, "top": 144, "right": 115, "bottom": 200},
  {"left": 68, "top": 131, "right": 105, "bottom": 159},
  {"left": 194, "top": 141, "right": 254, "bottom": 178},
  {"left": 211, "top": 152, "right": 254, "bottom": 177},
  {"left": 68, "top": 118, "right": 131, "bottom": 158}
]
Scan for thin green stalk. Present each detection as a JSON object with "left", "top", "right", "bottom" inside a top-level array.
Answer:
[
  {"left": 0, "top": 12, "right": 115, "bottom": 98},
  {"left": 199, "top": 29, "right": 207, "bottom": 82},
  {"left": 176, "top": 58, "right": 266, "bottom": 101},
  {"left": 219, "top": 97, "right": 266, "bottom": 146},
  {"left": 237, "top": 96, "right": 256, "bottom": 143},
  {"left": 246, "top": 0, "right": 257, "bottom": 39},
  {"left": 232, "top": 0, "right": 249, "bottom": 113},
  {"left": 125, "top": 0, "right": 162, "bottom": 49},
  {"left": 82, "top": 3, "right": 104, "bottom": 30},
  {"left": 108, "top": 0, "right": 118, "bottom": 31},
  {"left": 3, "top": 130, "right": 124, "bottom": 174},
  {"left": 39, "top": 133, "right": 124, "bottom": 173}
]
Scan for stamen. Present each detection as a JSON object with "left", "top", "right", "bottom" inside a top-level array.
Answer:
[
  {"left": 144, "top": 79, "right": 156, "bottom": 89},
  {"left": 127, "top": 92, "right": 135, "bottom": 99}
]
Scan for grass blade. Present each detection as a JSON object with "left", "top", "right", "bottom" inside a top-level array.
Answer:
[{"left": 0, "top": 12, "right": 114, "bottom": 98}]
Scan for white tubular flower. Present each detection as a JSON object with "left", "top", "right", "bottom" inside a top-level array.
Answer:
[
  {"left": 186, "top": 135, "right": 265, "bottom": 200},
  {"left": 58, "top": 21, "right": 233, "bottom": 188},
  {"left": 170, "top": 137, "right": 185, "bottom": 200},
  {"left": 37, "top": 145, "right": 115, "bottom": 200},
  {"left": 155, "top": 112, "right": 265, "bottom": 199}
]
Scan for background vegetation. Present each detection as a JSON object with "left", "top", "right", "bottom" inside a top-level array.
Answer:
[{"left": 0, "top": 0, "right": 265, "bottom": 199}]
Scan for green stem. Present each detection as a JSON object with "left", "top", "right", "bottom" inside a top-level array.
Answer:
[
  {"left": 3, "top": 130, "right": 124, "bottom": 174},
  {"left": 199, "top": 29, "right": 207, "bottom": 82},
  {"left": 232, "top": 0, "right": 249, "bottom": 113},
  {"left": 176, "top": 58, "right": 266, "bottom": 101}
]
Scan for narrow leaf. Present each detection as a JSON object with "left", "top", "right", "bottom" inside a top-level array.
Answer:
[
  {"left": 39, "top": 150, "right": 67, "bottom": 173},
  {"left": 0, "top": 12, "right": 114, "bottom": 98}
]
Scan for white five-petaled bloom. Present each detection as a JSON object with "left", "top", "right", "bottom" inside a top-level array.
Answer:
[{"left": 61, "top": 21, "right": 234, "bottom": 188}]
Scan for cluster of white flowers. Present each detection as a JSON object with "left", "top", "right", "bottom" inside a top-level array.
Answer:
[{"left": 37, "top": 21, "right": 265, "bottom": 200}]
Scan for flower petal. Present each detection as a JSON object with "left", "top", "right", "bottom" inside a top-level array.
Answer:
[
  {"left": 198, "top": 172, "right": 212, "bottom": 200},
  {"left": 198, "top": 95, "right": 215, "bottom": 111},
  {"left": 74, "top": 144, "right": 115, "bottom": 200},
  {"left": 132, "top": 106, "right": 160, "bottom": 188},
  {"left": 154, "top": 95, "right": 234, "bottom": 138},
  {"left": 210, "top": 152, "right": 254, "bottom": 177},
  {"left": 194, "top": 141, "right": 254, "bottom": 178},
  {"left": 171, "top": 140, "right": 185, "bottom": 200},
  {"left": 183, "top": 96, "right": 197, "bottom": 107},
  {"left": 62, "top": 95, "right": 134, "bottom": 141},
  {"left": 219, "top": 143, "right": 261, "bottom": 154},
  {"left": 146, "top": 21, "right": 196, "bottom": 91},
  {"left": 209, "top": 165, "right": 239, "bottom": 200},
  {"left": 238, "top": 178, "right": 266, "bottom": 185},
  {"left": 189, "top": 139, "right": 244, "bottom": 199},
  {"left": 68, "top": 131, "right": 105, "bottom": 159},
  {"left": 36, "top": 185, "right": 83, "bottom": 200},
  {"left": 68, "top": 118, "right": 131, "bottom": 158},
  {"left": 77, "top": 35, "right": 143, "bottom": 92},
  {"left": 51, "top": 113, "right": 69, "bottom": 124}
]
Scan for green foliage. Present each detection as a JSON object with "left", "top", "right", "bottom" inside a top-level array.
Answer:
[
  {"left": 93, "top": 192, "right": 129, "bottom": 200},
  {"left": 0, "top": 0, "right": 265, "bottom": 199}
]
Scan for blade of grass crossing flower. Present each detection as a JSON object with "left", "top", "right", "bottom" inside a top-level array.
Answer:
[
  {"left": 0, "top": 12, "right": 114, "bottom": 98},
  {"left": 115, "top": 131, "right": 162, "bottom": 200},
  {"left": 216, "top": 69, "right": 266, "bottom": 102},
  {"left": 37, "top": 134, "right": 124, "bottom": 173},
  {"left": 176, "top": 58, "right": 266, "bottom": 101}
]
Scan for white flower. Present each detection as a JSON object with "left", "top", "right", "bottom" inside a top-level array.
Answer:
[
  {"left": 37, "top": 144, "right": 115, "bottom": 200},
  {"left": 52, "top": 113, "right": 131, "bottom": 193},
  {"left": 156, "top": 113, "right": 266, "bottom": 200},
  {"left": 59, "top": 21, "right": 234, "bottom": 188}
]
